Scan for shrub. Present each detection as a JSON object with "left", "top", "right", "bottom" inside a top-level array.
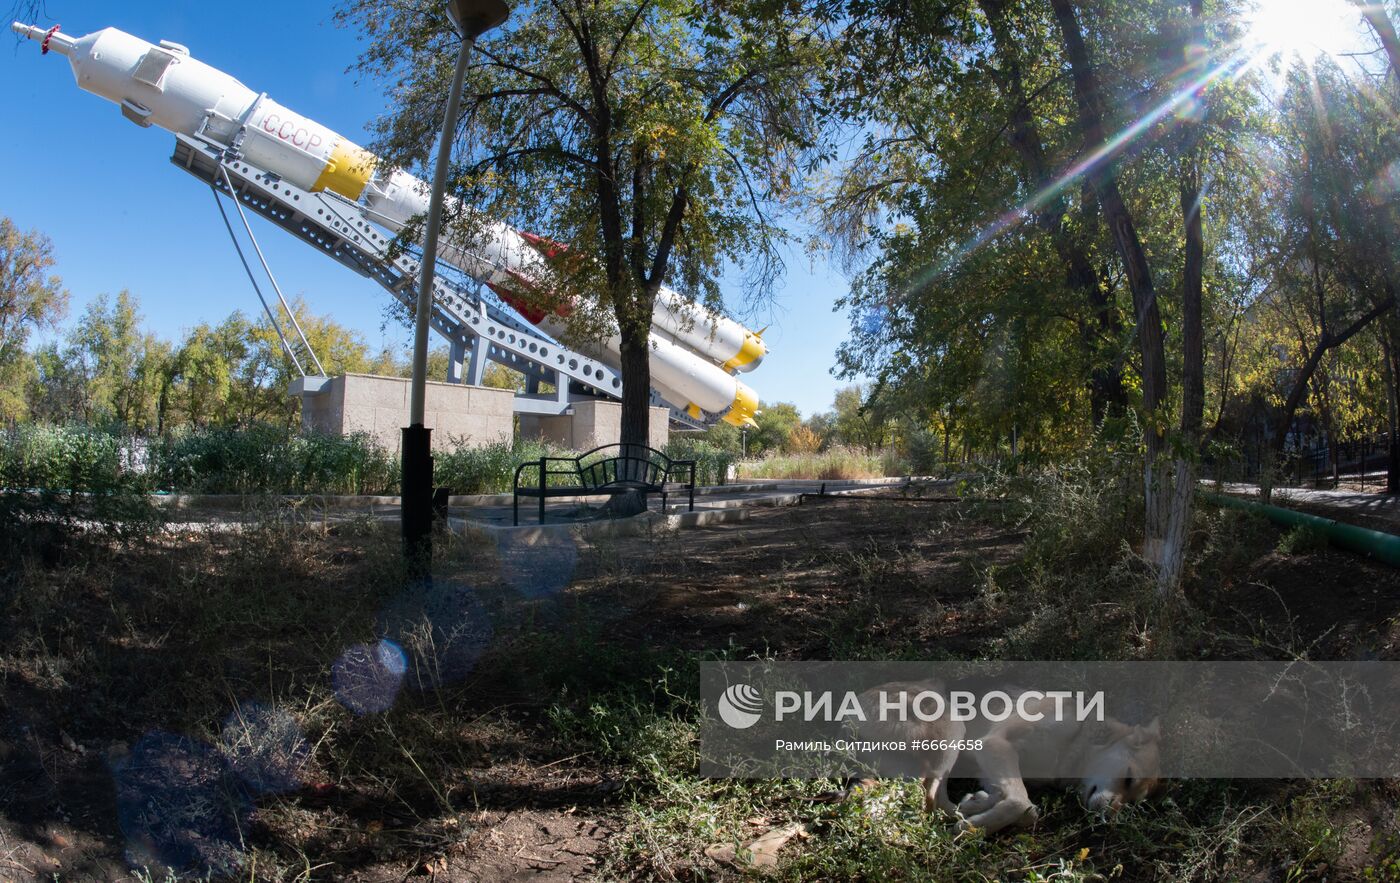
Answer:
[
  {"left": 785, "top": 424, "right": 823, "bottom": 454},
  {"left": 0, "top": 424, "right": 161, "bottom": 545},
  {"left": 1278, "top": 523, "right": 1329, "bottom": 556},
  {"left": 434, "top": 438, "right": 567, "bottom": 495},
  {"left": 664, "top": 437, "right": 735, "bottom": 486},
  {"left": 152, "top": 426, "right": 397, "bottom": 495},
  {"left": 900, "top": 425, "right": 942, "bottom": 475}
]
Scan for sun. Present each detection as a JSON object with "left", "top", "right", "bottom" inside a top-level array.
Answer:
[{"left": 1243, "top": 0, "right": 1369, "bottom": 66}]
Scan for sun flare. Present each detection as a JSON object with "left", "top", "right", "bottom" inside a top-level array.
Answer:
[{"left": 1244, "top": 0, "right": 1368, "bottom": 66}]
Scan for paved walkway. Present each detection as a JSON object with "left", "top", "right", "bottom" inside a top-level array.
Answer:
[
  {"left": 1212, "top": 481, "right": 1400, "bottom": 528},
  {"left": 153, "top": 477, "right": 938, "bottom": 533}
]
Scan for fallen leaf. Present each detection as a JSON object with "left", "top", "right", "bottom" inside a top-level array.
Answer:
[
  {"left": 705, "top": 843, "right": 738, "bottom": 865},
  {"left": 744, "top": 823, "right": 807, "bottom": 869}
]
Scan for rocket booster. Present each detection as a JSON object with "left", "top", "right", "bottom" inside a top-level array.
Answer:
[{"left": 12, "top": 21, "right": 764, "bottom": 426}]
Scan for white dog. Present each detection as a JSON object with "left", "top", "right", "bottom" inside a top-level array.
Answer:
[{"left": 848, "top": 681, "right": 1162, "bottom": 833}]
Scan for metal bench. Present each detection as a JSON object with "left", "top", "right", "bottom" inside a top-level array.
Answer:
[{"left": 512, "top": 444, "right": 696, "bottom": 525}]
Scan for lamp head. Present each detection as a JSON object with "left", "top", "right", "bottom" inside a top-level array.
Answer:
[{"left": 447, "top": 0, "right": 510, "bottom": 39}]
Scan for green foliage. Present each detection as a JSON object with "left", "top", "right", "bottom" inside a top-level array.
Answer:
[
  {"left": 29, "top": 290, "right": 169, "bottom": 431},
  {"left": 0, "top": 215, "right": 69, "bottom": 422},
  {"left": 0, "top": 424, "right": 161, "bottom": 544},
  {"left": 338, "top": 0, "right": 828, "bottom": 445},
  {"left": 154, "top": 425, "right": 398, "bottom": 495},
  {"left": 664, "top": 436, "right": 736, "bottom": 486},
  {"left": 900, "top": 423, "right": 943, "bottom": 475},
  {"left": 749, "top": 401, "right": 804, "bottom": 455},
  {"left": 434, "top": 438, "right": 568, "bottom": 495},
  {"left": 1278, "top": 524, "right": 1330, "bottom": 556},
  {"left": 1, "top": 422, "right": 147, "bottom": 492}
]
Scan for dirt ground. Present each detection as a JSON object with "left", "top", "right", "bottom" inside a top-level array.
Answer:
[{"left": 4, "top": 494, "right": 1400, "bottom": 880}]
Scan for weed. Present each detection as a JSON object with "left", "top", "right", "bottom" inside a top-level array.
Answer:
[{"left": 1278, "top": 524, "right": 1330, "bottom": 556}]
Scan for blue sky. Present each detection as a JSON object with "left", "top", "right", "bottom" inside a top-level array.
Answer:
[{"left": 0, "top": 1, "right": 856, "bottom": 418}]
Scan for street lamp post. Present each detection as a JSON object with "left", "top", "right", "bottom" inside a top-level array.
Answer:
[{"left": 403, "top": 0, "right": 511, "bottom": 577}]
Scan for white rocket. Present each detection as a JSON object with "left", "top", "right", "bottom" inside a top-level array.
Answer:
[{"left": 12, "top": 21, "right": 766, "bottom": 427}]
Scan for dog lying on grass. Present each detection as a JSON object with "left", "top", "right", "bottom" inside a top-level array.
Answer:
[{"left": 846, "top": 680, "right": 1162, "bottom": 834}]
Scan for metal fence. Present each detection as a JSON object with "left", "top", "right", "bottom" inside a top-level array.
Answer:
[{"left": 1203, "top": 433, "right": 1395, "bottom": 491}]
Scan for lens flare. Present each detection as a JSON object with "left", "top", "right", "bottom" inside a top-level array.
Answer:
[
  {"left": 332, "top": 639, "right": 409, "bottom": 713},
  {"left": 376, "top": 580, "right": 493, "bottom": 688}
]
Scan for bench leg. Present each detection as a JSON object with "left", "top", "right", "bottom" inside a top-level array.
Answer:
[
  {"left": 661, "top": 491, "right": 667, "bottom": 514},
  {"left": 689, "top": 486, "right": 694, "bottom": 512},
  {"left": 513, "top": 494, "right": 519, "bottom": 526},
  {"left": 539, "top": 494, "right": 546, "bottom": 525}
]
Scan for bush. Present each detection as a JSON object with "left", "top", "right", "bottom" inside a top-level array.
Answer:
[
  {"left": 1278, "top": 523, "right": 1329, "bottom": 556},
  {"left": 434, "top": 438, "right": 567, "bottom": 495},
  {"left": 664, "top": 437, "right": 735, "bottom": 486},
  {"left": 0, "top": 424, "right": 147, "bottom": 492},
  {"left": 153, "top": 426, "right": 397, "bottom": 495},
  {"left": 785, "top": 424, "right": 823, "bottom": 454},
  {"left": 0, "top": 424, "right": 161, "bottom": 545}
]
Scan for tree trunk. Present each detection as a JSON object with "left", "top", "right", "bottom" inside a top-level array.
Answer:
[
  {"left": 608, "top": 319, "right": 654, "bottom": 516},
  {"left": 1050, "top": 0, "right": 1174, "bottom": 588},
  {"left": 617, "top": 324, "right": 652, "bottom": 451},
  {"left": 1160, "top": 1, "right": 1207, "bottom": 596},
  {"left": 1357, "top": 1, "right": 1400, "bottom": 84}
]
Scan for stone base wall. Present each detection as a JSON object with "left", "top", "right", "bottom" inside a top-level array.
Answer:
[
  {"left": 299, "top": 373, "right": 515, "bottom": 453},
  {"left": 518, "top": 400, "right": 670, "bottom": 451}
]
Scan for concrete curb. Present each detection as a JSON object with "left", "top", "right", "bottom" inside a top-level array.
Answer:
[
  {"left": 466, "top": 481, "right": 907, "bottom": 540},
  {"left": 464, "top": 502, "right": 756, "bottom": 542},
  {"left": 147, "top": 476, "right": 936, "bottom": 513}
]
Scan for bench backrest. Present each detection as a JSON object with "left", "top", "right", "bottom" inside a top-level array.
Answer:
[{"left": 576, "top": 444, "right": 672, "bottom": 489}]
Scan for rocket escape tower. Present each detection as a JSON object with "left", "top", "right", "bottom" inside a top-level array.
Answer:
[{"left": 12, "top": 20, "right": 769, "bottom": 435}]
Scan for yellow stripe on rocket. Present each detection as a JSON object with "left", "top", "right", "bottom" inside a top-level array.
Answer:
[{"left": 312, "top": 139, "right": 377, "bottom": 201}]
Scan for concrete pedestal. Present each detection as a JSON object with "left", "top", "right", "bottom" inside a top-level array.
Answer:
[
  {"left": 519, "top": 400, "right": 670, "bottom": 450},
  {"left": 298, "top": 373, "right": 514, "bottom": 452}
]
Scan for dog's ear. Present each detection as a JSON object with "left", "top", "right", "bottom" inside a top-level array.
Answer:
[
  {"left": 1130, "top": 718, "right": 1161, "bottom": 746},
  {"left": 1096, "top": 719, "right": 1134, "bottom": 746}
]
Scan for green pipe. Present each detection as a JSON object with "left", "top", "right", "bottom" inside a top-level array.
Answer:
[{"left": 1204, "top": 491, "right": 1400, "bottom": 567}]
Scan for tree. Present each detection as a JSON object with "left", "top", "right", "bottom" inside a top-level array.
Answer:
[
  {"left": 29, "top": 291, "right": 169, "bottom": 431},
  {"left": 824, "top": 0, "right": 1129, "bottom": 442},
  {"left": 0, "top": 217, "right": 68, "bottom": 421},
  {"left": 827, "top": 0, "right": 1264, "bottom": 593},
  {"left": 340, "top": 0, "right": 827, "bottom": 452},
  {"left": 830, "top": 385, "right": 890, "bottom": 450},
  {"left": 748, "top": 401, "right": 802, "bottom": 455}
]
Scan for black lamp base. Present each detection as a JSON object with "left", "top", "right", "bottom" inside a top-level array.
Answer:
[{"left": 401, "top": 424, "right": 434, "bottom": 580}]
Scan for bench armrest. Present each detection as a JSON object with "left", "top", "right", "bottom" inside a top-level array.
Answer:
[
  {"left": 667, "top": 459, "right": 697, "bottom": 486},
  {"left": 513, "top": 457, "right": 583, "bottom": 490}
]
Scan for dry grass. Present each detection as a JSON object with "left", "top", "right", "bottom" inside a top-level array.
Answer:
[{"left": 737, "top": 446, "right": 908, "bottom": 480}]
